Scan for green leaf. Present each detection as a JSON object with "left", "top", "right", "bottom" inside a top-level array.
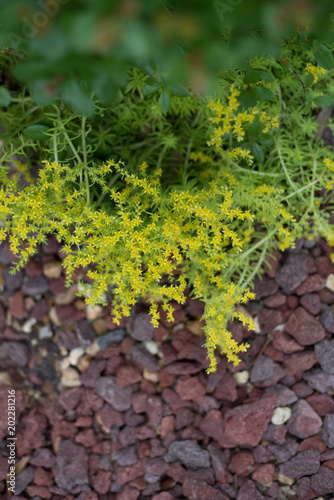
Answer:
[
  {"left": 159, "top": 88, "right": 171, "bottom": 113},
  {"left": 304, "top": 73, "right": 314, "bottom": 88},
  {"left": 63, "top": 81, "right": 95, "bottom": 116},
  {"left": 257, "top": 133, "right": 273, "bottom": 146},
  {"left": 303, "top": 102, "right": 312, "bottom": 115},
  {"left": 165, "top": 81, "right": 189, "bottom": 97},
  {"left": 314, "top": 95, "right": 333, "bottom": 107},
  {"left": 314, "top": 43, "right": 334, "bottom": 70},
  {"left": 253, "top": 86, "right": 274, "bottom": 101},
  {"left": 22, "top": 125, "right": 49, "bottom": 141},
  {"left": 239, "top": 88, "right": 257, "bottom": 108},
  {"left": 305, "top": 90, "right": 314, "bottom": 102},
  {"left": 245, "top": 122, "right": 263, "bottom": 136},
  {"left": 251, "top": 142, "right": 264, "bottom": 163},
  {"left": 259, "top": 70, "right": 275, "bottom": 83},
  {"left": 0, "top": 87, "right": 11, "bottom": 106},
  {"left": 313, "top": 39, "right": 320, "bottom": 54},
  {"left": 143, "top": 84, "right": 162, "bottom": 96},
  {"left": 243, "top": 70, "right": 262, "bottom": 84}
]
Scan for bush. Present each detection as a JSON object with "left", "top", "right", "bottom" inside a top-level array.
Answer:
[{"left": 0, "top": 3, "right": 334, "bottom": 372}]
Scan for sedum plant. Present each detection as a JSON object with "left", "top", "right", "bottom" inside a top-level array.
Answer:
[{"left": 1, "top": 27, "right": 334, "bottom": 372}]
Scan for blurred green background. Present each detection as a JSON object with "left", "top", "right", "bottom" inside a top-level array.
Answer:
[{"left": 0, "top": 0, "right": 333, "bottom": 113}]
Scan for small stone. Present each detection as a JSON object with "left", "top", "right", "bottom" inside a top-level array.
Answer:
[
  {"left": 326, "top": 274, "right": 334, "bottom": 292},
  {"left": 39, "top": 325, "right": 53, "bottom": 339},
  {"left": 86, "top": 304, "right": 103, "bottom": 321},
  {"left": 22, "top": 317, "right": 37, "bottom": 333},
  {"left": 275, "top": 254, "right": 309, "bottom": 294},
  {"left": 143, "top": 368, "right": 159, "bottom": 383},
  {"left": 43, "top": 260, "right": 62, "bottom": 279},
  {"left": 265, "top": 384, "right": 297, "bottom": 407},
  {"left": 22, "top": 275, "right": 49, "bottom": 296},
  {"left": 271, "top": 407, "right": 291, "bottom": 425},
  {"left": 297, "top": 436, "right": 326, "bottom": 454},
  {"left": 69, "top": 347, "right": 85, "bottom": 366},
  {"left": 143, "top": 340, "right": 159, "bottom": 355},
  {"left": 285, "top": 307, "right": 325, "bottom": 346},
  {"left": 96, "top": 376, "right": 132, "bottom": 411},
  {"left": 115, "top": 445, "right": 138, "bottom": 466},
  {"left": 237, "top": 479, "right": 266, "bottom": 500},
  {"left": 250, "top": 355, "right": 284, "bottom": 387},
  {"left": 233, "top": 370, "right": 249, "bottom": 385},
  {"left": 296, "top": 274, "right": 326, "bottom": 295},
  {"left": 279, "top": 450, "right": 320, "bottom": 478},
  {"left": 228, "top": 451, "right": 254, "bottom": 476},
  {"left": 300, "top": 293, "right": 322, "bottom": 315},
  {"left": 54, "top": 285, "right": 78, "bottom": 306},
  {"left": 306, "top": 394, "right": 334, "bottom": 416},
  {"left": 252, "top": 464, "right": 275, "bottom": 485},
  {"left": 182, "top": 477, "right": 222, "bottom": 500},
  {"left": 271, "top": 330, "right": 303, "bottom": 354},
  {"left": 322, "top": 415, "right": 334, "bottom": 448},
  {"left": 320, "top": 305, "right": 334, "bottom": 333},
  {"left": 1, "top": 341, "right": 30, "bottom": 367},
  {"left": 288, "top": 400, "right": 322, "bottom": 439},
  {"left": 277, "top": 472, "right": 295, "bottom": 486},
  {"left": 14, "top": 466, "right": 35, "bottom": 495},
  {"left": 55, "top": 439, "right": 89, "bottom": 490},
  {"left": 283, "top": 350, "right": 317, "bottom": 376},
  {"left": 311, "top": 466, "right": 334, "bottom": 495},
  {"left": 164, "top": 440, "right": 210, "bottom": 469},
  {"left": 75, "top": 320, "right": 95, "bottom": 348},
  {"left": 61, "top": 367, "right": 82, "bottom": 388},
  {"left": 175, "top": 375, "right": 206, "bottom": 402},
  {"left": 268, "top": 438, "right": 298, "bottom": 463},
  {"left": 86, "top": 339, "right": 101, "bottom": 356},
  {"left": 222, "top": 393, "right": 276, "bottom": 447},
  {"left": 132, "top": 344, "right": 160, "bottom": 372},
  {"left": 314, "top": 339, "right": 334, "bottom": 374},
  {"left": 130, "top": 312, "right": 155, "bottom": 341}
]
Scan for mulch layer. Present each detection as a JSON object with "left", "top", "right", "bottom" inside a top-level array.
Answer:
[{"left": 1, "top": 234, "right": 334, "bottom": 500}]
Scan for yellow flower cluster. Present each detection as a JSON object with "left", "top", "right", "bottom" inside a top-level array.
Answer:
[
  {"left": 0, "top": 158, "right": 260, "bottom": 372},
  {"left": 324, "top": 157, "right": 334, "bottom": 190},
  {"left": 207, "top": 88, "right": 279, "bottom": 161},
  {"left": 305, "top": 63, "right": 326, "bottom": 83}
]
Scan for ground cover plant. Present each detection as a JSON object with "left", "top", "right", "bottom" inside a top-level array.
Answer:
[{"left": 0, "top": 1, "right": 334, "bottom": 373}]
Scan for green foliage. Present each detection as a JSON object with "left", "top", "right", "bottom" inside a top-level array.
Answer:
[{"left": 1, "top": 11, "right": 334, "bottom": 372}]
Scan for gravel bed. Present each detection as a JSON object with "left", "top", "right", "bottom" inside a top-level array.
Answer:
[{"left": 1, "top": 235, "right": 334, "bottom": 499}]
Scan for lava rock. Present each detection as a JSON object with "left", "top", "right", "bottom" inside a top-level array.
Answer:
[
  {"left": 284, "top": 307, "right": 325, "bottom": 346},
  {"left": 287, "top": 400, "right": 322, "bottom": 439},
  {"left": 164, "top": 440, "right": 210, "bottom": 470},
  {"left": 96, "top": 376, "right": 132, "bottom": 411}
]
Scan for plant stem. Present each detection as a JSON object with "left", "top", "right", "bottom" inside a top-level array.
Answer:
[
  {"left": 53, "top": 133, "right": 58, "bottom": 164},
  {"left": 95, "top": 172, "right": 121, "bottom": 207}
]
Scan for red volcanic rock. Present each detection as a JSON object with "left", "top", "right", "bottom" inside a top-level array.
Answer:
[
  {"left": 306, "top": 394, "right": 334, "bottom": 416},
  {"left": 228, "top": 451, "right": 254, "bottom": 477},
  {"left": 296, "top": 274, "right": 326, "bottom": 295},
  {"left": 271, "top": 330, "right": 303, "bottom": 354},
  {"left": 175, "top": 375, "right": 206, "bottom": 402},
  {"left": 221, "top": 393, "right": 276, "bottom": 447},
  {"left": 285, "top": 307, "right": 325, "bottom": 346},
  {"left": 288, "top": 400, "right": 322, "bottom": 439},
  {"left": 252, "top": 463, "right": 275, "bottom": 485}
]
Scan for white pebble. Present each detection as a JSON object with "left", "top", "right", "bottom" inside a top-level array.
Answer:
[
  {"left": 143, "top": 340, "right": 159, "bottom": 355},
  {"left": 69, "top": 347, "right": 85, "bottom": 366},
  {"left": 326, "top": 274, "right": 334, "bottom": 292},
  {"left": 271, "top": 406, "right": 292, "bottom": 425},
  {"left": 39, "top": 325, "right": 53, "bottom": 339},
  {"left": 253, "top": 316, "right": 261, "bottom": 334},
  {"left": 23, "top": 317, "right": 37, "bottom": 333},
  {"left": 233, "top": 370, "right": 249, "bottom": 385}
]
